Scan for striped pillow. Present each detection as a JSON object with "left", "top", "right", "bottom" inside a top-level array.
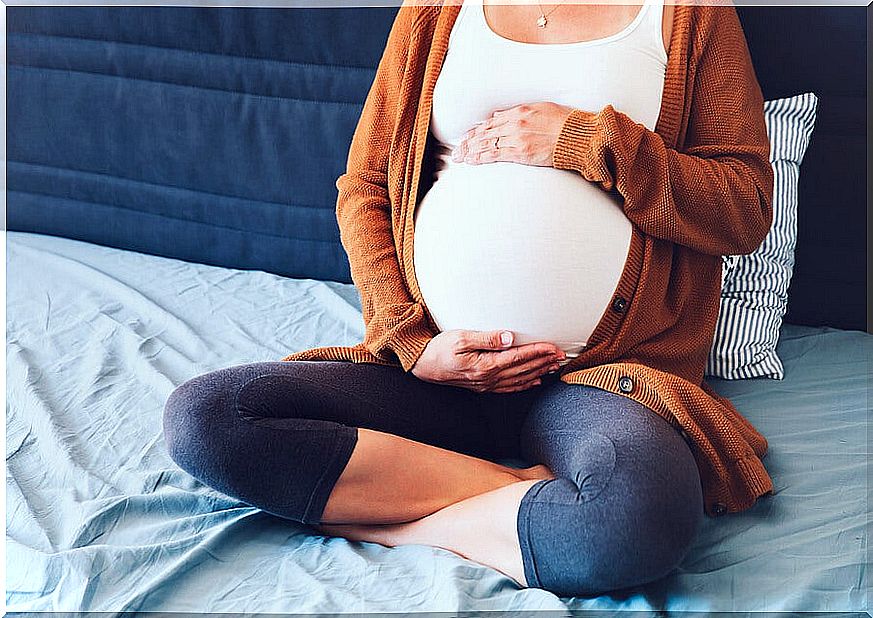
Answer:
[{"left": 706, "top": 92, "right": 819, "bottom": 380}]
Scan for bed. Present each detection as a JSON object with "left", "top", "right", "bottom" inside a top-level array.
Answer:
[{"left": 6, "top": 4, "right": 869, "bottom": 614}]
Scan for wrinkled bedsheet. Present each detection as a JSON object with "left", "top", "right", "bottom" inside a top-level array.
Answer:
[{"left": 6, "top": 230, "right": 870, "bottom": 612}]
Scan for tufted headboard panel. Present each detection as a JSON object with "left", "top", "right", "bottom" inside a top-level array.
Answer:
[
  {"left": 7, "top": 7, "right": 398, "bottom": 284},
  {"left": 6, "top": 5, "right": 867, "bottom": 331}
]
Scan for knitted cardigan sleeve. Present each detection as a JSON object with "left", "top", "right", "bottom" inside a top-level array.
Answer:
[
  {"left": 551, "top": 4, "right": 774, "bottom": 257},
  {"left": 333, "top": 3, "right": 438, "bottom": 372}
]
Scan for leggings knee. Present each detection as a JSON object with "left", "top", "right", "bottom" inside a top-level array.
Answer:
[
  {"left": 518, "top": 433, "right": 704, "bottom": 596},
  {"left": 162, "top": 368, "right": 246, "bottom": 476},
  {"left": 162, "top": 374, "right": 213, "bottom": 472},
  {"left": 606, "top": 466, "right": 703, "bottom": 587},
  {"left": 161, "top": 364, "right": 357, "bottom": 523},
  {"left": 520, "top": 472, "right": 702, "bottom": 596}
]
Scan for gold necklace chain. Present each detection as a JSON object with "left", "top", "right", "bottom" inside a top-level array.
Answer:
[{"left": 533, "top": 1, "right": 566, "bottom": 28}]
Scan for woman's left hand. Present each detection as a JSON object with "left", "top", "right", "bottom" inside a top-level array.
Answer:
[{"left": 451, "top": 101, "right": 578, "bottom": 167}]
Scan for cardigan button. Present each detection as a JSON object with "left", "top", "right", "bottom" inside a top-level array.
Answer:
[
  {"left": 712, "top": 502, "right": 728, "bottom": 516},
  {"left": 618, "top": 376, "right": 634, "bottom": 394},
  {"left": 611, "top": 295, "right": 628, "bottom": 313}
]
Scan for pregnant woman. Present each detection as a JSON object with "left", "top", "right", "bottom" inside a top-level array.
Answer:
[{"left": 163, "top": 0, "right": 775, "bottom": 597}]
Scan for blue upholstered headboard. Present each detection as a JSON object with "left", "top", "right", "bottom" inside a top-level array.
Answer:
[{"left": 7, "top": 5, "right": 867, "bottom": 332}]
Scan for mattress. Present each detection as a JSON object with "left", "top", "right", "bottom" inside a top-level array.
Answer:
[{"left": 6, "top": 230, "right": 870, "bottom": 612}]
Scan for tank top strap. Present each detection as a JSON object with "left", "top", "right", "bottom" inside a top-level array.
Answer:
[
  {"left": 638, "top": 0, "right": 669, "bottom": 64},
  {"left": 447, "top": 0, "right": 473, "bottom": 48}
]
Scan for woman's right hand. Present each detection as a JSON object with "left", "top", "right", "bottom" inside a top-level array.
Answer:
[{"left": 410, "top": 329, "right": 567, "bottom": 393}]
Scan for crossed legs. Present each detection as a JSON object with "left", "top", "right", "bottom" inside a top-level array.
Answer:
[{"left": 163, "top": 360, "right": 704, "bottom": 596}]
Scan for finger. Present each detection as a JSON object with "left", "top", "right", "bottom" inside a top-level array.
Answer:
[
  {"left": 453, "top": 122, "right": 483, "bottom": 161},
  {"left": 488, "top": 342, "right": 565, "bottom": 369},
  {"left": 475, "top": 133, "right": 501, "bottom": 154},
  {"left": 467, "top": 120, "right": 498, "bottom": 148},
  {"left": 458, "top": 120, "right": 488, "bottom": 149},
  {"left": 478, "top": 137, "right": 521, "bottom": 164},
  {"left": 491, "top": 355, "right": 561, "bottom": 383},
  {"left": 471, "top": 136, "right": 503, "bottom": 164},
  {"left": 489, "top": 355, "right": 558, "bottom": 388},
  {"left": 470, "top": 118, "right": 492, "bottom": 139},
  {"left": 471, "top": 117, "right": 513, "bottom": 150},
  {"left": 456, "top": 116, "right": 512, "bottom": 162},
  {"left": 490, "top": 375, "right": 542, "bottom": 394},
  {"left": 455, "top": 329, "right": 516, "bottom": 352},
  {"left": 514, "top": 341, "right": 566, "bottom": 356},
  {"left": 489, "top": 103, "right": 528, "bottom": 120},
  {"left": 483, "top": 113, "right": 513, "bottom": 132},
  {"left": 461, "top": 133, "right": 498, "bottom": 165}
]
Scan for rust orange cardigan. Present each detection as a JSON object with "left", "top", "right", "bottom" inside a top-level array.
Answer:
[{"left": 281, "top": 0, "right": 776, "bottom": 518}]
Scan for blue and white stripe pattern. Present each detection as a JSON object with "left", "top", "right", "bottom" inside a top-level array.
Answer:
[{"left": 707, "top": 92, "right": 819, "bottom": 380}]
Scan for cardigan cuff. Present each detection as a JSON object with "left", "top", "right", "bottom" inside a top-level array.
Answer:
[
  {"left": 363, "top": 301, "right": 438, "bottom": 373},
  {"left": 551, "top": 107, "right": 602, "bottom": 180},
  {"left": 388, "top": 316, "right": 438, "bottom": 373}
]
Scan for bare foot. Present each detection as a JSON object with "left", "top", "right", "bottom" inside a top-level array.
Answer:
[{"left": 313, "top": 478, "right": 548, "bottom": 588}]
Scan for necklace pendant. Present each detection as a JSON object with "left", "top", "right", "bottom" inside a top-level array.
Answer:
[{"left": 536, "top": 14, "right": 547, "bottom": 28}]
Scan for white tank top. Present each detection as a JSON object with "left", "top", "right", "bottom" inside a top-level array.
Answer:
[{"left": 413, "top": 0, "right": 667, "bottom": 364}]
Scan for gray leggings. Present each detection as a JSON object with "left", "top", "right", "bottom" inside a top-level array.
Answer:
[{"left": 162, "top": 360, "right": 703, "bottom": 597}]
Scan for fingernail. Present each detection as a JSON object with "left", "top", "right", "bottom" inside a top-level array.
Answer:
[{"left": 500, "top": 331, "right": 513, "bottom": 346}]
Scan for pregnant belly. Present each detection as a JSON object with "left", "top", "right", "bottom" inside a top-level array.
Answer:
[{"left": 412, "top": 162, "right": 633, "bottom": 364}]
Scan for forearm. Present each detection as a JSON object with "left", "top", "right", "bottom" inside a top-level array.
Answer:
[
  {"left": 333, "top": 2, "right": 438, "bottom": 372},
  {"left": 551, "top": 4, "right": 774, "bottom": 257},
  {"left": 552, "top": 104, "right": 774, "bottom": 256},
  {"left": 337, "top": 173, "right": 437, "bottom": 372}
]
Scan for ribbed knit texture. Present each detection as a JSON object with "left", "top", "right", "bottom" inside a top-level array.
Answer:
[{"left": 281, "top": 0, "right": 776, "bottom": 518}]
